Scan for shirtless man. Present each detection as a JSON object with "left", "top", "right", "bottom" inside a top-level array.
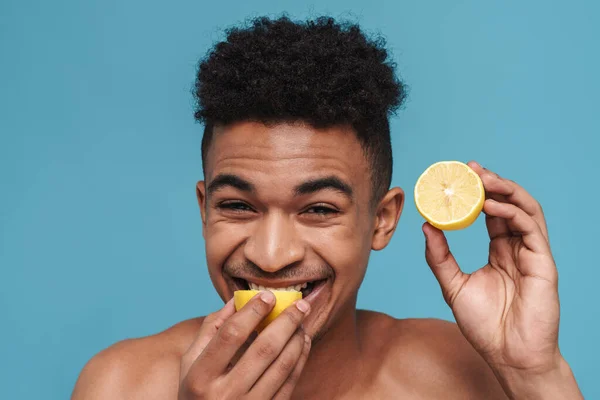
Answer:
[{"left": 72, "top": 16, "right": 583, "bottom": 399}]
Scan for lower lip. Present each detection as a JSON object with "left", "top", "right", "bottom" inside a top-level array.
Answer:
[{"left": 303, "top": 280, "right": 327, "bottom": 305}]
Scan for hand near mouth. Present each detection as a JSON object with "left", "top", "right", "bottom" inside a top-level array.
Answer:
[
  {"left": 422, "top": 161, "right": 583, "bottom": 399},
  {"left": 178, "top": 291, "right": 311, "bottom": 400}
]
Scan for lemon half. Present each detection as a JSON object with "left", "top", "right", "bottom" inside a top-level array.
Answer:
[
  {"left": 234, "top": 290, "right": 302, "bottom": 331},
  {"left": 414, "top": 161, "right": 485, "bottom": 230}
]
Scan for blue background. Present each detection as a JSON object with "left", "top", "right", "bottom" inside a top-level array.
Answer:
[{"left": 1, "top": 0, "right": 598, "bottom": 398}]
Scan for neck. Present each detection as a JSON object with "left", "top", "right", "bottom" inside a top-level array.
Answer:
[{"left": 293, "top": 297, "right": 364, "bottom": 399}]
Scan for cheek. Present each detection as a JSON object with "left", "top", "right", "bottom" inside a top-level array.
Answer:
[
  {"left": 303, "top": 222, "right": 372, "bottom": 279},
  {"left": 204, "top": 221, "right": 249, "bottom": 270}
]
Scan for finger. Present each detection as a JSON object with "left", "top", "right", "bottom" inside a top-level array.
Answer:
[
  {"left": 484, "top": 193, "right": 511, "bottom": 240},
  {"left": 229, "top": 299, "right": 311, "bottom": 393},
  {"left": 227, "top": 331, "right": 258, "bottom": 372},
  {"left": 249, "top": 329, "right": 306, "bottom": 399},
  {"left": 485, "top": 214, "right": 510, "bottom": 240},
  {"left": 467, "top": 162, "right": 510, "bottom": 239},
  {"left": 483, "top": 174, "right": 549, "bottom": 240},
  {"left": 272, "top": 334, "right": 311, "bottom": 400},
  {"left": 189, "top": 291, "right": 276, "bottom": 380},
  {"left": 483, "top": 199, "right": 550, "bottom": 254},
  {"left": 469, "top": 161, "right": 549, "bottom": 241},
  {"left": 423, "top": 222, "right": 468, "bottom": 306},
  {"left": 180, "top": 298, "right": 236, "bottom": 379}
]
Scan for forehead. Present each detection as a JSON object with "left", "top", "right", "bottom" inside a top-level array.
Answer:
[{"left": 205, "top": 122, "right": 369, "bottom": 187}]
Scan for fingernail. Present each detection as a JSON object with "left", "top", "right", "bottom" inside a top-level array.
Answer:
[
  {"left": 260, "top": 290, "right": 275, "bottom": 304},
  {"left": 304, "top": 334, "right": 311, "bottom": 346},
  {"left": 296, "top": 299, "right": 310, "bottom": 314}
]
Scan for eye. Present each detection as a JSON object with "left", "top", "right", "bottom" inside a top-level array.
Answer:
[
  {"left": 217, "top": 201, "right": 254, "bottom": 212},
  {"left": 304, "top": 205, "right": 339, "bottom": 216}
]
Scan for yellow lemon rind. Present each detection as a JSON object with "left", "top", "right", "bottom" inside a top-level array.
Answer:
[{"left": 233, "top": 290, "right": 302, "bottom": 331}]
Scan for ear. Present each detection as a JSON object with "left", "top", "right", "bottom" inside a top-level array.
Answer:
[
  {"left": 196, "top": 181, "right": 208, "bottom": 238},
  {"left": 371, "top": 187, "right": 404, "bottom": 251}
]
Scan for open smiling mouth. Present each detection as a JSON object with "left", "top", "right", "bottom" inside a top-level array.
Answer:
[{"left": 233, "top": 278, "right": 327, "bottom": 298}]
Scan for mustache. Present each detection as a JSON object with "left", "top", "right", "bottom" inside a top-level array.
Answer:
[{"left": 224, "top": 260, "right": 333, "bottom": 281}]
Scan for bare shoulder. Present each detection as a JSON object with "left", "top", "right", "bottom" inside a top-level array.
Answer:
[
  {"left": 357, "top": 311, "right": 508, "bottom": 399},
  {"left": 71, "top": 317, "right": 205, "bottom": 400}
]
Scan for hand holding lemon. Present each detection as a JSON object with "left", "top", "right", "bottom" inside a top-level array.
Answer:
[
  {"left": 178, "top": 291, "right": 311, "bottom": 399},
  {"left": 416, "top": 161, "right": 580, "bottom": 398}
]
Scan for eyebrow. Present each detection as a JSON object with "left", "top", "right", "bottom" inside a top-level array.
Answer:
[
  {"left": 294, "top": 176, "right": 354, "bottom": 201},
  {"left": 207, "top": 173, "right": 354, "bottom": 201},
  {"left": 207, "top": 174, "right": 255, "bottom": 195}
]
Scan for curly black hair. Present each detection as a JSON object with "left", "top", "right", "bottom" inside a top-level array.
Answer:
[{"left": 194, "top": 15, "right": 408, "bottom": 203}]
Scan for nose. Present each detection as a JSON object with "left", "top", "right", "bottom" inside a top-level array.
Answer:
[{"left": 244, "top": 211, "right": 305, "bottom": 273}]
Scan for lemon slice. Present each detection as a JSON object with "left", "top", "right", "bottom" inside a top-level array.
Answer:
[
  {"left": 414, "top": 161, "right": 485, "bottom": 230},
  {"left": 234, "top": 290, "right": 302, "bottom": 331}
]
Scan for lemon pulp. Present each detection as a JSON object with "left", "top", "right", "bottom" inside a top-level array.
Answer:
[{"left": 414, "top": 161, "right": 485, "bottom": 230}]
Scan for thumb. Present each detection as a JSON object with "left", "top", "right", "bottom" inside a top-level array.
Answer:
[{"left": 423, "top": 222, "right": 467, "bottom": 306}]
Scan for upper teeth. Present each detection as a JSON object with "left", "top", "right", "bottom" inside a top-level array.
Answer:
[{"left": 248, "top": 282, "right": 309, "bottom": 292}]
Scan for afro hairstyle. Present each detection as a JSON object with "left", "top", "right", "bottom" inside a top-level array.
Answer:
[{"left": 194, "top": 15, "right": 408, "bottom": 203}]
